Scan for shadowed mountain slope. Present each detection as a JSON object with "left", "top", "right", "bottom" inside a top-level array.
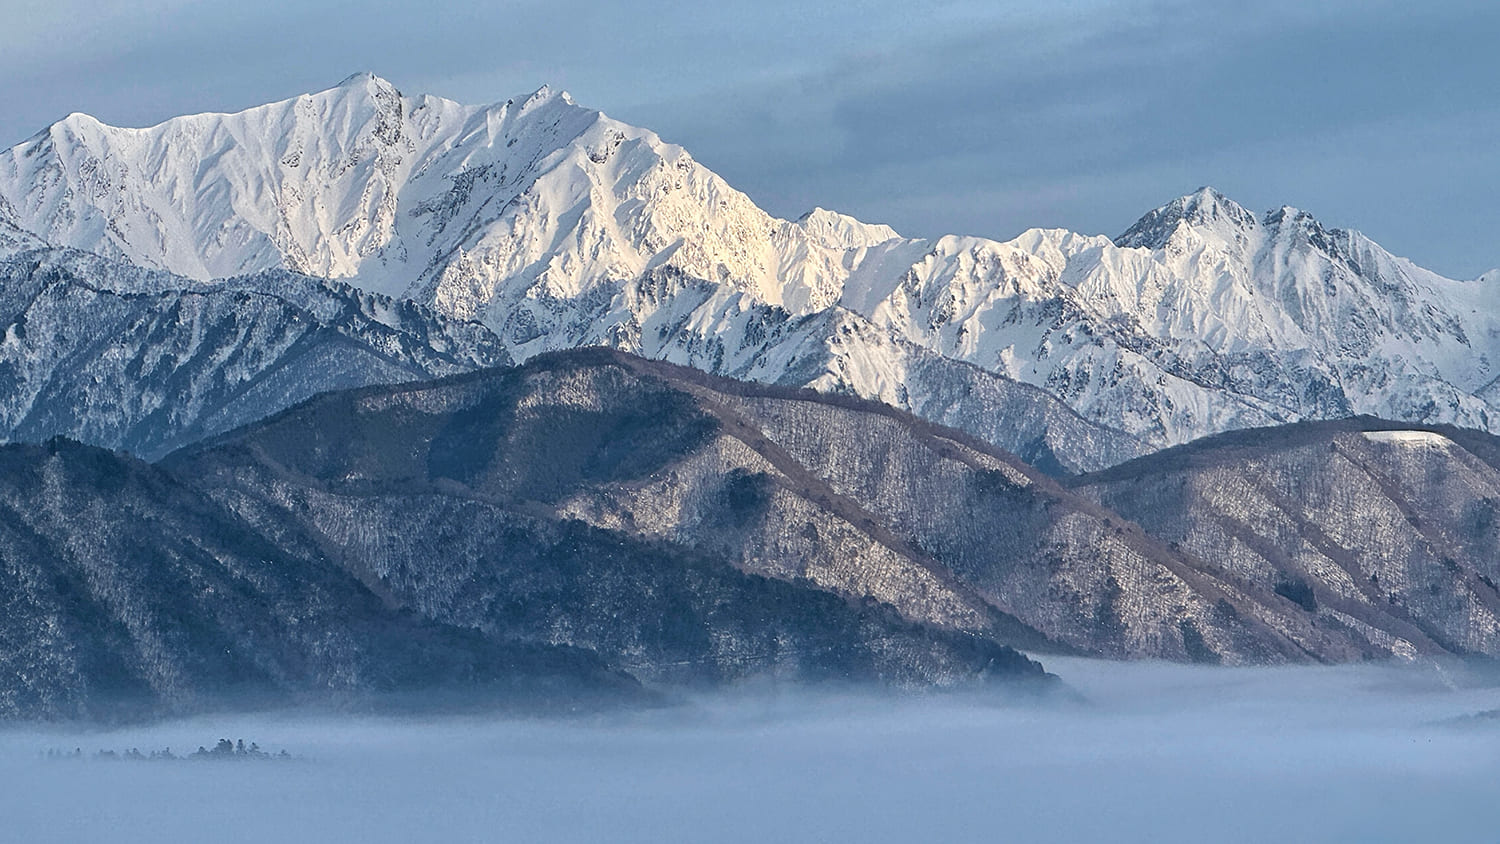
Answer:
[
  {"left": 167, "top": 348, "right": 1393, "bottom": 665},
  {"left": 1071, "top": 417, "right": 1500, "bottom": 659},
  {"left": 0, "top": 248, "right": 1142, "bottom": 474},
  {"left": 0, "top": 431, "right": 1049, "bottom": 721},
  {"left": 0, "top": 249, "right": 510, "bottom": 459},
  {"left": 0, "top": 438, "right": 641, "bottom": 721}
]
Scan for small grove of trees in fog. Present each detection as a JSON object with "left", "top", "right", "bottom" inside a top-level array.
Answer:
[{"left": 43, "top": 738, "right": 293, "bottom": 761}]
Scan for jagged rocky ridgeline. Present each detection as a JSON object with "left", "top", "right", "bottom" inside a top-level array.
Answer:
[
  {"left": 0, "top": 248, "right": 1144, "bottom": 472},
  {"left": 3, "top": 75, "right": 1497, "bottom": 471},
  {"left": 0, "top": 251, "right": 510, "bottom": 460}
]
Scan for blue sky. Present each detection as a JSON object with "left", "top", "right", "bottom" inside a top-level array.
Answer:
[{"left": 2, "top": 0, "right": 1495, "bottom": 277}]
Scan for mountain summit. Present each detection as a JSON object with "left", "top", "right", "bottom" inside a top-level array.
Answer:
[
  {"left": 0, "top": 73, "right": 881, "bottom": 316},
  {"left": 1, "top": 76, "right": 1497, "bottom": 456},
  {"left": 1114, "top": 186, "right": 1259, "bottom": 250}
]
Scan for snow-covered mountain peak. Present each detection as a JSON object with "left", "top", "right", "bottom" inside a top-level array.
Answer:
[
  {"left": 0, "top": 76, "right": 627, "bottom": 286},
  {"left": 335, "top": 70, "right": 387, "bottom": 89},
  {"left": 326, "top": 71, "right": 404, "bottom": 105},
  {"left": 0, "top": 78, "right": 961, "bottom": 322},
  {"left": 53, "top": 111, "right": 103, "bottom": 131},
  {"left": 1114, "top": 186, "right": 1258, "bottom": 250},
  {"left": 1263, "top": 204, "right": 1310, "bottom": 224},
  {"left": 36, "top": 112, "right": 118, "bottom": 153},
  {"left": 522, "top": 84, "right": 555, "bottom": 106},
  {"left": 5, "top": 78, "right": 1500, "bottom": 458},
  {"left": 1260, "top": 204, "right": 1340, "bottom": 244},
  {"left": 1007, "top": 227, "right": 1113, "bottom": 257},
  {"left": 794, "top": 207, "right": 901, "bottom": 249}
]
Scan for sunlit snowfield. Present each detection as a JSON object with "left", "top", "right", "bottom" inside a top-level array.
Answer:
[{"left": 5, "top": 657, "right": 1500, "bottom": 843}]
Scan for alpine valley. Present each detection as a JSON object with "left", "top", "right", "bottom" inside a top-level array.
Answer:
[{"left": 1, "top": 74, "right": 1498, "bottom": 719}]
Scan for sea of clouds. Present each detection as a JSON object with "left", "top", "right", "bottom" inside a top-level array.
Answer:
[{"left": 4, "top": 656, "right": 1499, "bottom": 843}]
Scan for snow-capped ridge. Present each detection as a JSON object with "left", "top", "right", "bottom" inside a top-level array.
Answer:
[
  {"left": 328, "top": 71, "right": 404, "bottom": 106},
  {"left": 336, "top": 70, "right": 385, "bottom": 88},
  {"left": 795, "top": 207, "right": 901, "bottom": 249},
  {"left": 1114, "top": 186, "right": 1258, "bottom": 249},
  {"left": 520, "top": 84, "right": 576, "bottom": 110},
  {"left": 1264, "top": 204, "right": 1311, "bottom": 224},
  {"left": 55, "top": 112, "right": 103, "bottom": 130},
  {"left": 0, "top": 74, "right": 626, "bottom": 288},
  {"left": 4, "top": 78, "right": 1499, "bottom": 457},
  {"left": 1261, "top": 205, "right": 1340, "bottom": 243}
]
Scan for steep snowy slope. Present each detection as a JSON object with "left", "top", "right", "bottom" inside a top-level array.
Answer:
[
  {"left": 0, "top": 196, "right": 44, "bottom": 253},
  {"left": 0, "top": 249, "right": 509, "bottom": 458},
  {"left": 0, "top": 73, "right": 887, "bottom": 316},
  {"left": 858, "top": 189, "right": 1500, "bottom": 444},
  {"left": 3, "top": 76, "right": 1495, "bottom": 452}
]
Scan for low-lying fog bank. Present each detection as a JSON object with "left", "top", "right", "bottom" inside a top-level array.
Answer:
[{"left": 4, "top": 658, "right": 1499, "bottom": 843}]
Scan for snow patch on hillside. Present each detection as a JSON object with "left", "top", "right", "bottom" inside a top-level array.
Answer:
[{"left": 1362, "top": 430, "right": 1454, "bottom": 449}]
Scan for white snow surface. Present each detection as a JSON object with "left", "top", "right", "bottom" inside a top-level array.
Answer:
[
  {"left": 1362, "top": 430, "right": 1454, "bottom": 448},
  {"left": 3, "top": 75, "right": 1498, "bottom": 447}
]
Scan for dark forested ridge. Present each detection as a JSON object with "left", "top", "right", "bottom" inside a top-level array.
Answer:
[
  {"left": 1071, "top": 418, "right": 1500, "bottom": 660},
  {"left": 0, "top": 418, "right": 1048, "bottom": 720},
  {"left": 0, "top": 438, "right": 642, "bottom": 721},
  {"left": 12, "top": 348, "right": 1500, "bottom": 720},
  {"left": 166, "top": 350, "right": 1500, "bottom": 668}
]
